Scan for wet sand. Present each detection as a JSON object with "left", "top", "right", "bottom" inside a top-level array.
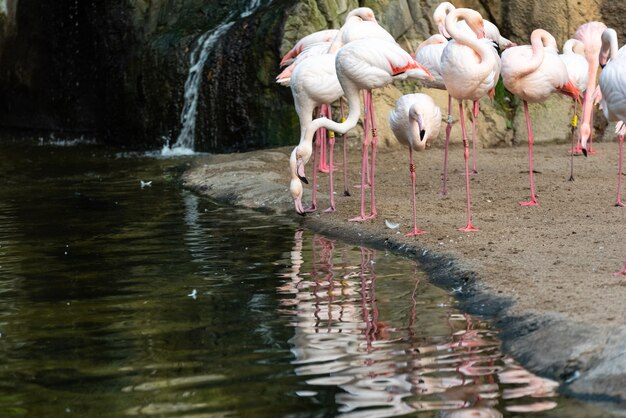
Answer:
[{"left": 183, "top": 139, "right": 626, "bottom": 412}]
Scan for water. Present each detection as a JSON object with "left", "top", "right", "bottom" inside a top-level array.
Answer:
[{"left": 0, "top": 138, "right": 614, "bottom": 417}]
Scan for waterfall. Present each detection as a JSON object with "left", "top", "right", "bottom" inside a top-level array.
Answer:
[{"left": 162, "top": 0, "right": 267, "bottom": 156}]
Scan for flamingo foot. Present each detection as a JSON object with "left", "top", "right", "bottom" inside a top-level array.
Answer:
[
  {"left": 304, "top": 205, "right": 317, "bottom": 213},
  {"left": 519, "top": 198, "right": 538, "bottom": 206},
  {"left": 568, "top": 146, "right": 584, "bottom": 155},
  {"left": 406, "top": 229, "right": 426, "bottom": 236},
  {"left": 439, "top": 190, "right": 449, "bottom": 198},
  {"left": 457, "top": 224, "right": 479, "bottom": 232},
  {"left": 348, "top": 215, "right": 369, "bottom": 222},
  {"left": 470, "top": 169, "right": 478, "bottom": 176},
  {"left": 613, "top": 264, "right": 626, "bottom": 276},
  {"left": 323, "top": 206, "right": 336, "bottom": 213},
  {"left": 615, "top": 200, "right": 625, "bottom": 207}
]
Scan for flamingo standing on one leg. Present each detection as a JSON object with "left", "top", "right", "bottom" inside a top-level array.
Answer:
[
  {"left": 293, "top": 38, "right": 432, "bottom": 220},
  {"left": 559, "top": 38, "right": 589, "bottom": 180},
  {"left": 440, "top": 8, "right": 500, "bottom": 231},
  {"left": 575, "top": 21, "right": 608, "bottom": 156},
  {"left": 389, "top": 94, "right": 442, "bottom": 235},
  {"left": 597, "top": 28, "right": 626, "bottom": 276},
  {"left": 501, "top": 29, "right": 581, "bottom": 206},
  {"left": 433, "top": 2, "right": 514, "bottom": 179},
  {"left": 289, "top": 53, "right": 344, "bottom": 213}
]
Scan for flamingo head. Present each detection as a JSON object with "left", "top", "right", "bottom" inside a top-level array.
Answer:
[
  {"left": 462, "top": 9, "right": 486, "bottom": 39},
  {"left": 433, "top": 2, "right": 454, "bottom": 39},
  {"left": 347, "top": 7, "right": 376, "bottom": 23},
  {"left": 290, "top": 177, "right": 305, "bottom": 215},
  {"left": 580, "top": 124, "right": 591, "bottom": 157},
  {"left": 289, "top": 148, "right": 307, "bottom": 215},
  {"left": 409, "top": 107, "right": 428, "bottom": 150},
  {"left": 599, "top": 28, "right": 617, "bottom": 68}
]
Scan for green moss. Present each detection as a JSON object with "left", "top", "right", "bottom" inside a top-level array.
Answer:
[{"left": 493, "top": 78, "right": 518, "bottom": 128}]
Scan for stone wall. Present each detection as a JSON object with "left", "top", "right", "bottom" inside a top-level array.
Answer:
[{"left": 0, "top": 0, "right": 622, "bottom": 150}]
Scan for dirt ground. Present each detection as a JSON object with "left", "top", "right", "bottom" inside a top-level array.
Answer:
[{"left": 183, "top": 138, "right": 626, "bottom": 410}]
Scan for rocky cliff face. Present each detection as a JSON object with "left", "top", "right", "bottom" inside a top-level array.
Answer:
[{"left": 0, "top": 0, "right": 622, "bottom": 150}]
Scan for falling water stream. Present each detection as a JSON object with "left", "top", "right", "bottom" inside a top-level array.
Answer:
[
  {"left": 0, "top": 137, "right": 616, "bottom": 417},
  {"left": 162, "top": 0, "right": 269, "bottom": 155}
]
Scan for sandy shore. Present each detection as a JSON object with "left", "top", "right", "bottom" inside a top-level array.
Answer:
[{"left": 183, "top": 139, "right": 626, "bottom": 412}]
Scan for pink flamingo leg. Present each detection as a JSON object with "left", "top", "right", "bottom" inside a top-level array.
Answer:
[
  {"left": 350, "top": 91, "right": 372, "bottom": 222},
  {"left": 318, "top": 105, "right": 330, "bottom": 173},
  {"left": 407, "top": 146, "right": 426, "bottom": 236},
  {"left": 588, "top": 109, "right": 598, "bottom": 155},
  {"left": 441, "top": 94, "right": 452, "bottom": 196},
  {"left": 304, "top": 131, "right": 320, "bottom": 212},
  {"left": 457, "top": 101, "right": 478, "bottom": 232},
  {"left": 367, "top": 90, "right": 378, "bottom": 219},
  {"left": 324, "top": 107, "right": 337, "bottom": 213},
  {"left": 520, "top": 101, "right": 539, "bottom": 206},
  {"left": 340, "top": 98, "right": 350, "bottom": 197},
  {"left": 616, "top": 132, "right": 624, "bottom": 207},
  {"left": 471, "top": 100, "right": 479, "bottom": 175},
  {"left": 614, "top": 260, "right": 626, "bottom": 277}
]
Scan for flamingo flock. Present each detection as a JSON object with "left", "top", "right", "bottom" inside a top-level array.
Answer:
[{"left": 278, "top": 3, "right": 626, "bottom": 276}]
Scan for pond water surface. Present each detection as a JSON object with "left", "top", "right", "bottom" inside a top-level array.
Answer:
[{"left": 0, "top": 138, "right": 614, "bottom": 417}]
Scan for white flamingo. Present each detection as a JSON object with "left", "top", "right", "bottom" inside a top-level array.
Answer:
[{"left": 389, "top": 94, "right": 442, "bottom": 236}]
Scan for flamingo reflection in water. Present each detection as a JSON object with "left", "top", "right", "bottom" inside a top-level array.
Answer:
[{"left": 277, "top": 229, "right": 560, "bottom": 417}]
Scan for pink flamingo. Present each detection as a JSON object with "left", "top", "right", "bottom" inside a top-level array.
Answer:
[
  {"left": 433, "top": 2, "right": 514, "bottom": 50},
  {"left": 575, "top": 21, "right": 608, "bottom": 156},
  {"left": 389, "top": 93, "right": 442, "bottom": 235},
  {"left": 559, "top": 38, "right": 588, "bottom": 180},
  {"left": 289, "top": 53, "right": 344, "bottom": 213},
  {"left": 598, "top": 28, "right": 626, "bottom": 210},
  {"left": 294, "top": 38, "right": 432, "bottom": 220},
  {"left": 440, "top": 8, "right": 500, "bottom": 231},
  {"left": 430, "top": 2, "right": 513, "bottom": 188},
  {"left": 501, "top": 29, "right": 580, "bottom": 206}
]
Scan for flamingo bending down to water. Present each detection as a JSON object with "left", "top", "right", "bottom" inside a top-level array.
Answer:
[
  {"left": 575, "top": 21, "right": 608, "bottom": 156},
  {"left": 559, "top": 38, "right": 589, "bottom": 180},
  {"left": 289, "top": 53, "right": 344, "bottom": 213},
  {"left": 389, "top": 94, "right": 442, "bottom": 235},
  {"left": 440, "top": 7, "right": 500, "bottom": 231},
  {"left": 294, "top": 38, "right": 432, "bottom": 220},
  {"left": 501, "top": 29, "right": 580, "bottom": 206},
  {"left": 598, "top": 28, "right": 626, "bottom": 209}
]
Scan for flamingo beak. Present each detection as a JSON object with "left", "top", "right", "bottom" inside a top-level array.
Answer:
[
  {"left": 296, "top": 158, "right": 308, "bottom": 184},
  {"left": 294, "top": 197, "right": 306, "bottom": 216}
]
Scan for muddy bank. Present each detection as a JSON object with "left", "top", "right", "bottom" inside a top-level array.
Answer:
[{"left": 182, "top": 140, "right": 626, "bottom": 413}]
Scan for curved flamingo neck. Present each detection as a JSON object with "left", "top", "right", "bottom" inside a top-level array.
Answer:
[
  {"left": 301, "top": 81, "right": 362, "bottom": 163},
  {"left": 445, "top": 9, "right": 493, "bottom": 76},
  {"left": 563, "top": 38, "right": 584, "bottom": 56},
  {"left": 327, "top": 16, "right": 361, "bottom": 54},
  {"left": 434, "top": 2, "right": 455, "bottom": 37},
  {"left": 600, "top": 28, "right": 618, "bottom": 66}
]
